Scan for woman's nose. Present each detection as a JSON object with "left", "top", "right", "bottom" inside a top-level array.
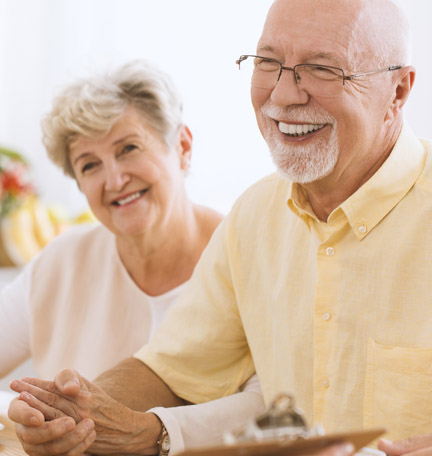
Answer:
[{"left": 104, "top": 163, "right": 130, "bottom": 191}]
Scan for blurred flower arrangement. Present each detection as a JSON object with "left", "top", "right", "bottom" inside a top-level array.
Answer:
[
  {"left": 0, "top": 146, "right": 34, "bottom": 218},
  {"left": 0, "top": 146, "right": 96, "bottom": 266}
]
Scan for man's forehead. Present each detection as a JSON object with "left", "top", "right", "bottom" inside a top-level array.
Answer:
[{"left": 257, "top": 0, "right": 382, "bottom": 65}]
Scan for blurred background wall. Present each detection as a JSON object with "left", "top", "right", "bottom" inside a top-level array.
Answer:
[
  {"left": 0, "top": 0, "right": 431, "bottom": 391},
  {"left": 0, "top": 0, "right": 431, "bottom": 217}
]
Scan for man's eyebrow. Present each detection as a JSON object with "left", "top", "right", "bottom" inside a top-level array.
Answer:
[
  {"left": 302, "top": 51, "right": 343, "bottom": 65},
  {"left": 255, "top": 47, "right": 344, "bottom": 66},
  {"left": 256, "top": 45, "right": 279, "bottom": 55}
]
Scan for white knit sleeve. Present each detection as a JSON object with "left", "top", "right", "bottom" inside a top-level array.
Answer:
[
  {"left": 0, "top": 267, "right": 31, "bottom": 378},
  {"left": 149, "top": 374, "right": 265, "bottom": 455}
]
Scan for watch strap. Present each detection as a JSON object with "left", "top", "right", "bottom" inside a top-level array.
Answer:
[{"left": 155, "top": 415, "right": 170, "bottom": 456}]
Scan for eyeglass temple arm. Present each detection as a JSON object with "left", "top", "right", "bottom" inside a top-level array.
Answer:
[
  {"left": 236, "top": 55, "right": 249, "bottom": 68},
  {"left": 344, "top": 65, "right": 403, "bottom": 81}
]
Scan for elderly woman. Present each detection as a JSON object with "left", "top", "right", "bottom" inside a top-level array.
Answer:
[
  {"left": 1, "top": 61, "right": 265, "bottom": 454},
  {"left": 0, "top": 61, "right": 222, "bottom": 380}
]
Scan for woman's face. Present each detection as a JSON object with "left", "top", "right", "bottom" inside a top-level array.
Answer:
[{"left": 69, "top": 107, "right": 192, "bottom": 239}]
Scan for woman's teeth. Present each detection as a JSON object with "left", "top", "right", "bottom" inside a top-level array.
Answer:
[
  {"left": 114, "top": 190, "right": 146, "bottom": 206},
  {"left": 278, "top": 122, "right": 325, "bottom": 137}
]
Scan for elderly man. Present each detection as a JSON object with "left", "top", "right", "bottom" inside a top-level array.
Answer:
[{"left": 8, "top": 0, "right": 432, "bottom": 455}]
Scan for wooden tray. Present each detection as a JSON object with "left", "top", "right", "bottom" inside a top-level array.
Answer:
[
  {"left": 178, "top": 427, "right": 386, "bottom": 456},
  {"left": 0, "top": 415, "right": 26, "bottom": 456}
]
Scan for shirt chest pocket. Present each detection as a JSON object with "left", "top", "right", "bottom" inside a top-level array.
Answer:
[{"left": 363, "top": 339, "right": 432, "bottom": 441}]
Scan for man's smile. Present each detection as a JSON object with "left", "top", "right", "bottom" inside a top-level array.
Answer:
[{"left": 277, "top": 121, "right": 326, "bottom": 137}]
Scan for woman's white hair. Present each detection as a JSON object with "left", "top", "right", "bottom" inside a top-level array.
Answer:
[{"left": 42, "top": 60, "right": 183, "bottom": 178}]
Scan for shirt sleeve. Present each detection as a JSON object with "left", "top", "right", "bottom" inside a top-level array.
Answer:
[
  {"left": 0, "top": 267, "right": 31, "bottom": 378},
  {"left": 149, "top": 374, "right": 266, "bottom": 455},
  {"left": 135, "top": 214, "right": 255, "bottom": 404}
]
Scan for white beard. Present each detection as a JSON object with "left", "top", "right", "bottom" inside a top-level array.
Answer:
[{"left": 261, "top": 102, "right": 339, "bottom": 184}]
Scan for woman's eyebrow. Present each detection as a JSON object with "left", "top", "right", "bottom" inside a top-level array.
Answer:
[
  {"left": 112, "top": 133, "right": 141, "bottom": 146},
  {"left": 73, "top": 152, "right": 92, "bottom": 166}
]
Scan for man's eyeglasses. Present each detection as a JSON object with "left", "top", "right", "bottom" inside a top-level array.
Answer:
[{"left": 236, "top": 55, "right": 403, "bottom": 98}]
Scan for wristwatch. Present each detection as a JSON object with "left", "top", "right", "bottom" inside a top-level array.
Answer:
[{"left": 156, "top": 419, "right": 170, "bottom": 456}]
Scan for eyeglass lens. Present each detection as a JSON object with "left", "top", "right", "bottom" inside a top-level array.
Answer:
[{"left": 240, "top": 57, "right": 345, "bottom": 98}]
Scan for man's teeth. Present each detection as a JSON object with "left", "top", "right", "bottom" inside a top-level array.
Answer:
[
  {"left": 278, "top": 122, "right": 325, "bottom": 136},
  {"left": 115, "top": 191, "right": 144, "bottom": 206}
]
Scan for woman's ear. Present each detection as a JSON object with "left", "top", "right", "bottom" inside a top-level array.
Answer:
[
  {"left": 176, "top": 125, "right": 193, "bottom": 171},
  {"left": 385, "top": 65, "right": 416, "bottom": 121}
]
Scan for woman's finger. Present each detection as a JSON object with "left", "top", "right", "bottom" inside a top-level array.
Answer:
[
  {"left": 8, "top": 397, "right": 44, "bottom": 427},
  {"left": 17, "top": 418, "right": 95, "bottom": 456},
  {"left": 10, "top": 379, "right": 81, "bottom": 419},
  {"left": 19, "top": 391, "right": 69, "bottom": 421}
]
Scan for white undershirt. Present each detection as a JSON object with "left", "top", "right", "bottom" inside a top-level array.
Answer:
[{"left": 146, "top": 284, "right": 187, "bottom": 340}]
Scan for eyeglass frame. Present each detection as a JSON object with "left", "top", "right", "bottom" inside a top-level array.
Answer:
[{"left": 236, "top": 54, "right": 403, "bottom": 87}]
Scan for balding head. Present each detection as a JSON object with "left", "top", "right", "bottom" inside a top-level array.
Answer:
[
  {"left": 349, "top": 0, "right": 411, "bottom": 67},
  {"left": 264, "top": 0, "right": 411, "bottom": 70}
]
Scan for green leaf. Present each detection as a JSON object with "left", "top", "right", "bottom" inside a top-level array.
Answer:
[{"left": 0, "top": 146, "right": 29, "bottom": 165}]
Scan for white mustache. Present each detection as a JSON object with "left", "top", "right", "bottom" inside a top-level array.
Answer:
[{"left": 261, "top": 101, "right": 335, "bottom": 125}]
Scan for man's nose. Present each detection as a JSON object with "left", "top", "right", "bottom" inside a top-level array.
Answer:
[
  {"left": 104, "top": 163, "right": 130, "bottom": 191},
  {"left": 270, "top": 69, "right": 310, "bottom": 106}
]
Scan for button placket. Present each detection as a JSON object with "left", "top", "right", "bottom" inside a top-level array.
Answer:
[{"left": 314, "top": 235, "right": 340, "bottom": 421}]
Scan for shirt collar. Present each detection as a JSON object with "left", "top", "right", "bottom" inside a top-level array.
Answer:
[{"left": 287, "top": 124, "right": 426, "bottom": 239}]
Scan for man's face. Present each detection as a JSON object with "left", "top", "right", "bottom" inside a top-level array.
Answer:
[{"left": 252, "top": 0, "right": 396, "bottom": 185}]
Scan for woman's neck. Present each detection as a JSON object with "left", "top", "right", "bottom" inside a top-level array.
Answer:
[{"left": 116, "top": 202, "right": 222, "bottom": 296}]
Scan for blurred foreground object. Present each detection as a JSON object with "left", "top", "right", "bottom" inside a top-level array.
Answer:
[
  {"left": 224, "top": 393, "right": 321, "bottom": 444},
  {"left": 0, "top": 146, "right": 96, "bottom": 266},
  {"left": 180, "top": 393, "right": 385, "bottom": 456}
]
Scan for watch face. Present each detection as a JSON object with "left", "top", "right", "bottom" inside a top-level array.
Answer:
[{"left": 161, "top": 434, "right": 170, "bottom": 453}]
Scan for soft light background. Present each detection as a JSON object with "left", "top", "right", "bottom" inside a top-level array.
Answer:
[{"left": 0, "top": 0, "right": 431, "bottom": 217}]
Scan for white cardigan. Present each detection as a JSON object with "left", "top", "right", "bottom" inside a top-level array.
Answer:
[{"left": 0, "top": 223, "right": 265, "bottom": 454}]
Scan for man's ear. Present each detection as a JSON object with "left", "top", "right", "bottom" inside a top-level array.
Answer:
[
  {"left": 385, "top": 65, "right": 416, "bottom": 121},
  {"left": 176, "top": 125, "right": 193, "bottom": 171}
]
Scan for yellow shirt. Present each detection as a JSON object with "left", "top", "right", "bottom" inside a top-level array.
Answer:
[{"left": 136, "top": 125, "right": 432, "bottom": 441}]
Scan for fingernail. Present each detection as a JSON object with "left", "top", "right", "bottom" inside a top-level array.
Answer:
[
  {"left": 30, "top": 416, "right": 40, "bottom": 426},
  {"left": 64, "top": 379, "right": 79, "bottom": 389},
  {"left": 342, "top": 442, "right": 355, "bottom": 453},
  {"left": 380, "top": 438, "right": 393, "bottom": 445},
  {"left": 84, "top": 419, "right": 94, "bottom": 432},
  {"left": 64, "top": 419, "right": 75, "bottom": 432}
]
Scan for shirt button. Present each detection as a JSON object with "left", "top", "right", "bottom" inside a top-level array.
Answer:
[
  {"left": 322, "top": 379, "right": 330, "bottom": 388},
  {"left": 326, "top": 247, "right": 335, "bottom": 256},
  {"left": 358, "top": 224, "right": 367, "bottom": 234},
  {"left": 322, "top": 312, "right": 331, "bottom": 321}
]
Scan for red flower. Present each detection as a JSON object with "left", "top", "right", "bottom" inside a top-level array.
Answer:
[
  {"left": 1, "top": 165, "right": 32, "bottom": 195},
  {"left": 0, "top": 154, "right": 34, "bottom": 217}
]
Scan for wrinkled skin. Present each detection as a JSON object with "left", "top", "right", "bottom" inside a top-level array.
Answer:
[{"left": 9, "top": 369, "right": 161, "bottom": 455}]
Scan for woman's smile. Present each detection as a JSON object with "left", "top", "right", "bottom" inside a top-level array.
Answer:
[{"left": 111, "top": 188, "right": 149, "bottom": 207}]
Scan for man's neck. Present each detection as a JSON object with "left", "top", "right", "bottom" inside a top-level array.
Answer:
[{"left": 301, "top": 123, "right": 402, "bottom": 222}]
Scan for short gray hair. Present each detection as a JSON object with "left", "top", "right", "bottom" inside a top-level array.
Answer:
[
  {"left": 42, "top": 60, "right": 183, "bottom": 178},
  {"left": 352, "top": 0, "right": 412, "bottom": 69}
]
